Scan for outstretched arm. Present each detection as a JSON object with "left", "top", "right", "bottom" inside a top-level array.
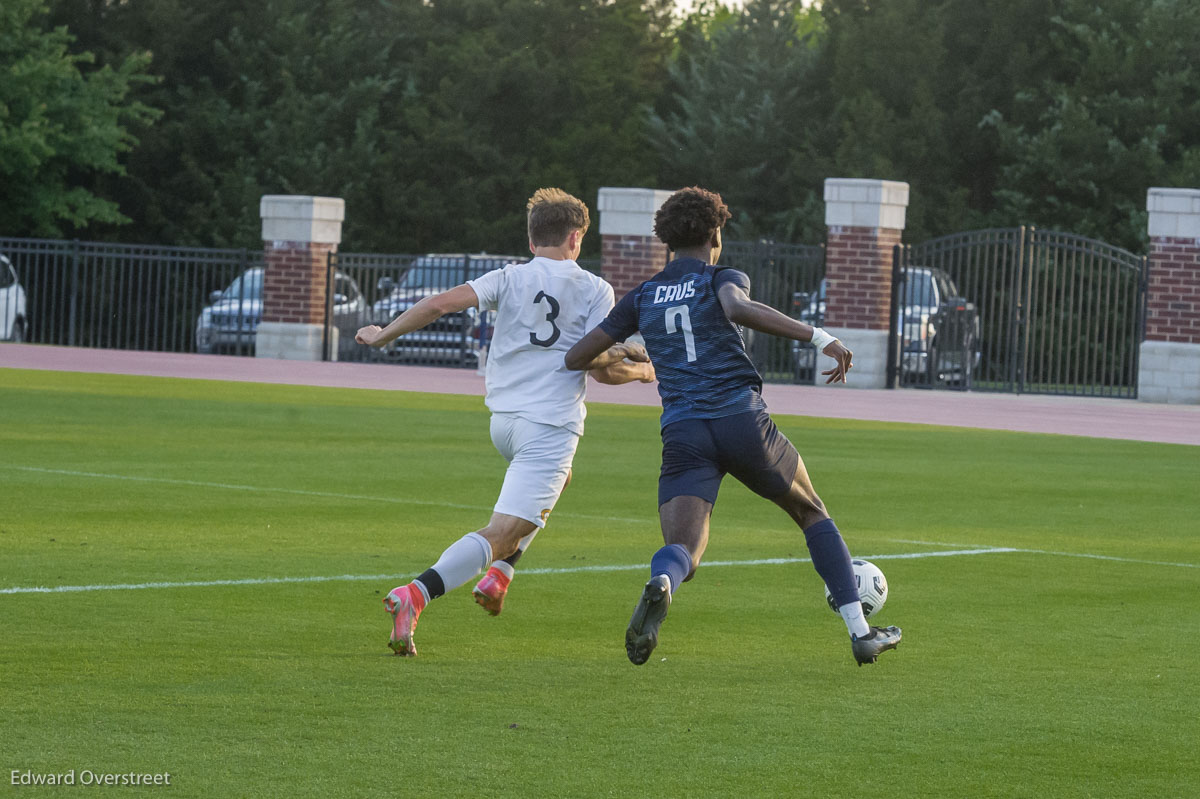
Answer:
[
  {"left": 716, "top": 282, "right": 853, "bottom": 384},
  {"left": 588, "top": 350, "right": 656, "bottom": 385},
  {"left": 565, "top": 327, "right": 638, "bottom": 370},
  {"left": 356, "top": 283, "right": 479, "bottom": 347}
]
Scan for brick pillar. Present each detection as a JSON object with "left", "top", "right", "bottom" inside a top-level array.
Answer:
[
  {"left": 1139, "top": 188, "right": 1200, "bottom": 403},
  {"left": 598, "top": 187, "right": 672, "bottom": 297},
  {"left": 821, "top": 178, "right": 909, "bottom": 389},
  {"left": 256, "top": 195, "right": 345, "bottom": 361}
]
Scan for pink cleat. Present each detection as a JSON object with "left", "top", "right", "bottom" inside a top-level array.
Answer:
[
  {"left": 383, "top": 583, "right": 425, "bottom": 656},
  {"left": 472, "top": 567, "right": 511, "bottom": 616}
]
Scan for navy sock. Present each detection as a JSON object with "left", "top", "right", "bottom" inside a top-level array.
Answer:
[
  {"left": 803, "top": 518, "right": 859, "bottom": 608},
  {"left": 650, "top": 544, "right": 692, "bottom": 594}
]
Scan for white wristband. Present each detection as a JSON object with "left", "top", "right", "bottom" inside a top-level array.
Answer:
[{"left": 809, "top": 327, "right": 838, "bottom": 353}]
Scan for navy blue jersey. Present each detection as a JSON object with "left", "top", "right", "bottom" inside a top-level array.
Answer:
[{"left": 600, "top": 257, "right": 766, "bottom": 427}]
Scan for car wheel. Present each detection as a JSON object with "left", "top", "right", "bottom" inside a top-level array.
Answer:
[
  {"left": 195, "top": 325, "right": 213, "bottom": 354},
  {"left": 925, "top": 341, "right": 942, "bottom": 385}
]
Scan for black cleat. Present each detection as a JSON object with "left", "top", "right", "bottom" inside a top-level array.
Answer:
[
  {"left": 851, "top": 625, "right": 902, "bottom": 666},
  {"left": 625, "top": 575, "right": 671, "bottom": 665}
]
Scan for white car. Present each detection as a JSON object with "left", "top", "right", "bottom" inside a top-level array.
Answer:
[{"left": 0, "top": 254, "right": 28, "bottom": 342}]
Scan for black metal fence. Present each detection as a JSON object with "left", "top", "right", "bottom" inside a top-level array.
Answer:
[
  {"left": 13, "top": 230, "right": 1143, "bottom": 399},
  {"left": 0, "top": 235, "right": 824, "bottom": 380},
  {"left": 719, "top": 240, "right": 826, "bottom": 384},
  {"left": 891, "top": 228, "right": 1146, "bottom": 397},
  {"left": 0, "top": 237, "right": 262, "bottom": 355}
]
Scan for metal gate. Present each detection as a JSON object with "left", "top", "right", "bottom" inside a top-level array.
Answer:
[
  {"left": 890, "top": 228, "right": 1146, "bottom": 397},
  {"left": 720, "top": 240, "right": 825, "bottom": 384}
]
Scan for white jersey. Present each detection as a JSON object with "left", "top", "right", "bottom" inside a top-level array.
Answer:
[{"left": 468, "top": 256, "right": 614, "bottom": 435}]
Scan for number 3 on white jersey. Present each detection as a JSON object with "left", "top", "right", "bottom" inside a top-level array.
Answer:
[{"left": 665, "top": 304, "right": 697, "bottom": 362}]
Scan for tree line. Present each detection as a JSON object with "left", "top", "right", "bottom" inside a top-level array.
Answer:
[{"left": 5, "top": 0, "right": 1200, "bottom": 256}]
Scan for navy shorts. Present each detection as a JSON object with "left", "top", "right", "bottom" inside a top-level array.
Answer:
[{"left": 658, "top": 410, "right": 800, "bottom": 507}]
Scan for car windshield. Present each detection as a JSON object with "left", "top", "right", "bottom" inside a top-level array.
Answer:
[
  {"left": 903, "top": 271, "right": 936, "bottom": 306},
  {"left": 398, "top": 258, "right": 510, "bottom": 292},
  {"left": 221, "top": 269, "right": 263, "bottom": 301},
  {"left": 398, "top": 267, "right": 461, "bottom": 292}
]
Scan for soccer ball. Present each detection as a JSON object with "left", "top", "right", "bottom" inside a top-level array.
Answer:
[{"left": 825, "top": 559, "right": 888, "bottom": 618}]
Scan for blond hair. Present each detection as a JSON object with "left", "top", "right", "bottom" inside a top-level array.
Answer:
[{"left": 527, "top": 188, "right": 590, "bottom": 247}]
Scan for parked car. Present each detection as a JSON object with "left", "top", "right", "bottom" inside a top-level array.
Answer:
[
  {"left": 0, "top": 254, "right": 28, "bottom": 342},
  {"left": 195, "top": 267, "right": 366, "bottom": 357},
  {"left": 793, "top": 279, "right": 826, "bottom": 327},
  {"left": 790, "top": 268, "right": 981, "bottom": 385},
  {"left": 789, "top": 279, "right": 826, "bottom": 382},
  {"left": 368, "top": 254, "right": 522, "bottom": 365},
  {"left": 897, "top": 267, "right": 981, "bottom": 384}
]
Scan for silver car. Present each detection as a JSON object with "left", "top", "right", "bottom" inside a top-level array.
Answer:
[
  {"left": 195, "top": 267, "right": 367, "bottom": 357},
  {"left": 369, "top": 254, "right": 521, "bottom": 364},
  {"left": 0, "top": 254, "right": 28, "bottom": 342}
]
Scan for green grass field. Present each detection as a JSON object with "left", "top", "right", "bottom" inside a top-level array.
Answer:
[{"left": 2, "top": 368, "right": 1197, "bottom": 798}]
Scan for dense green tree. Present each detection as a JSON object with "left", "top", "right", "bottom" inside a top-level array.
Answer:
[
  {"left": 393, "top": 0, "right": 673, "bottom": 255},
  {"left": 816, "top": 0, "right": 1069, "bottom": 243},
  {"left": 985, "top": 0, "right": 1200, "bottom": 251},
  {"left": 0, "top": 0, "right": 157, "bottom": 236},
  {"left": 34, "top": 0, "right": 1200, "bottom": 256},
  {"left": 649, "top": 0, "right": 828, "bottom": 242},
  {"left": 45, "top": 0, "right": 672, "bottom": 255}
]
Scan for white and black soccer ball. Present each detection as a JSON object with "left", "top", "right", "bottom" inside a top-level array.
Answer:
[{"left": 825, "top": 559, "right": 888, "bottom": 618}]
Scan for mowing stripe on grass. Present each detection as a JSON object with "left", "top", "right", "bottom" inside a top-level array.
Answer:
[
  {"left": 0, "top": 547, "right": 1016, "bottom": 595},
  {"left": 5, "top": 465, "right": 647, "bottom": 524},
  {"left": 14, "top": 467, "right": 1197, "bottom": 573}
]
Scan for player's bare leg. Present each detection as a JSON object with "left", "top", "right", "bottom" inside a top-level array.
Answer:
[
  {"left": 474, "top": 469, "right": 570, "bottom": 615},
  {"left": 469, "top": 512, "right": 538, "bottom": 615},
  {"left": 626, "top": 496, "right": 712, "bottom": 665},
  {"left": 385, "top": 512, "right": 535, "bottom": 655}
]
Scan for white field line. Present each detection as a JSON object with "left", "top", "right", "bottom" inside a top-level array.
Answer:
[
  {"left": 4, "top": 465, "right": 647, "bottom": 525},
  {"left": 0, "top": 547, "right": 1015, "bottom": 595},
  {"left": 5, "top": 469, "right": 1196, "bottom": 596},
  {"left": 4, "top": 542, "right": 1197, "bottom": 597},
  {"left": 891, "top": 537, "right": 1200, "bottom": 570}
]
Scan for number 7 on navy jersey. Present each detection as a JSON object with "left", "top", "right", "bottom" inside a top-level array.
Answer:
[{"left": 665, "top": 304, "right": 697, "bottom": 362}]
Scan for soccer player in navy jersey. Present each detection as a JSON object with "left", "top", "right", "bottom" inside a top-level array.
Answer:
[{"left": 564, "top": 186, "right": 901, "bottom": 666}]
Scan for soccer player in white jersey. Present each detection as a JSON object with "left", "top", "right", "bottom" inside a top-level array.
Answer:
[{"left": 355, "top": 188, "right": 654, "bottom": 656}]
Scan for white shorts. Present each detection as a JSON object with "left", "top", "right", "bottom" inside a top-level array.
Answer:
[{"left": 489, "top": 413, "right": 580, "bottom": 528}]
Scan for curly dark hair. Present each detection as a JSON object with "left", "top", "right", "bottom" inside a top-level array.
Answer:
[{"left": 653, "top": 187, "right": 732, "bottom": 250}]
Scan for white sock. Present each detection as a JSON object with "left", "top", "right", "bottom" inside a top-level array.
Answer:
[
  {"left": 430, "top": 532, "right": 493, "bottom": 594},
  {"left": 490, "top": 560, "right": 515, "bottom": 579},
  {"left": 839, "top": 602, "right": 871, "bottom": 638}
]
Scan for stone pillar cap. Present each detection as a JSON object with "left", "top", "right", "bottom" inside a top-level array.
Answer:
[
  {"left": 824, "top": 178, "right": 909, "bottom": 230},
  {"left": 598, "top": 187, "right": 675, "bottom": 237},
  {"left": 1147, "top": 187, "right": 1200, "bottom": 239},
  {"left": 261, "top": 195, "right": 345, "bottom": 244}
]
